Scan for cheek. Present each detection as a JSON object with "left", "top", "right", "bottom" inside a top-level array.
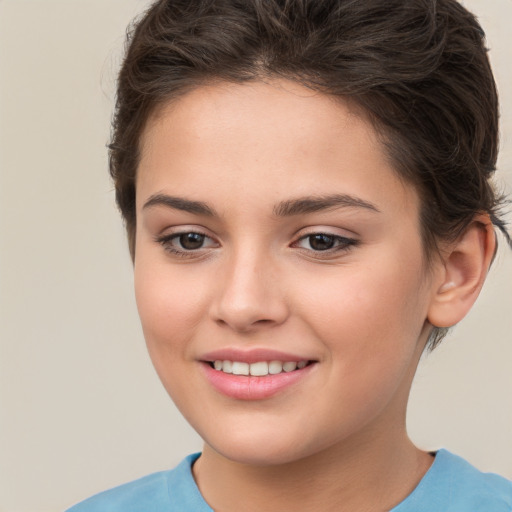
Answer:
[
  {"left": 134, "top": 258, "right": 209, "bottom": 358},
  {"left": 295, "top": 255, "right": 429, "bottom": 362},
  {"left": 133, "top": 259, "right": 212, "bottom": 411}
]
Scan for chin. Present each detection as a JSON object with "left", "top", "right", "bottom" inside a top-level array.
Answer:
[
  {"left": 212, "top": 441, "right": 307, "bottom": 467},
  {"left": 200, "top": 421, "right": 331, "bottom": 467}
]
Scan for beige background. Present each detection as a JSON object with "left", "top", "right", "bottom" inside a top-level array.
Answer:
[{"left": 0, "top": 1, "right": 510, "bottom": 511}]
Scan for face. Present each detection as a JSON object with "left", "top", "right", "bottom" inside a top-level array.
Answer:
[{"left": 134, "top": 80, "right": 437, "bottom": 466}]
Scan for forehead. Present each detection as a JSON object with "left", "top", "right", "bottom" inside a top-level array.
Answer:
[{"left": 137, "top": 79, "right": 418, "bottom": 219}]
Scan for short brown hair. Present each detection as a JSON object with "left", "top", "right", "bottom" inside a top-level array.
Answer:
[{"left": 109, "top": 0, "right": 510, "bottom": 348}]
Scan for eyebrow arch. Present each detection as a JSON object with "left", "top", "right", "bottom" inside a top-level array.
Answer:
[
  {"left": 142, "top": 194, "right": 217, "bottom": 216},
  {"left": 273, "top": 194, "right": 380, "bottom": 217}
]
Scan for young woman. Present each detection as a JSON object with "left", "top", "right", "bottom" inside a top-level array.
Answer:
[{"left": 67, "top": 0, "right": 512, "bottom": 510}]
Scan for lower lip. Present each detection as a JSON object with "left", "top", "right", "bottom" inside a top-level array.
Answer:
[{"left": 201, "top": 362, "right": 315, "bottom": 400}]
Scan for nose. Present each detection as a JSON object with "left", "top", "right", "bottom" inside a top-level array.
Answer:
[{"left": 210, "top": 249, "right": 290, "bottom": 333}]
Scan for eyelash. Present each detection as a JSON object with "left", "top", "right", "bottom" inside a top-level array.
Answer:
[
  {"left": 292, "top": 233, "right": 358, "bottom": 257},
  {"left": 155, "top": 231, "right": 217, "bottom": 258},
  {"left": 155, "top": 231, "right": 358, "bottom": 258}
]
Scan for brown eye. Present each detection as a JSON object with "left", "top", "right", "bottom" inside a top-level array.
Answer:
[
  {"left": 156, "top": 231, "right": 218, "bottom": 256},
  {"left": 179, "top": 232, "right": 205, "bottom": 250},
  {"left": 294, "top": 232, "right": 358, "bottom": 254},
  {"left": 308, "top": 234, "right": 336, "bottom": 251}
]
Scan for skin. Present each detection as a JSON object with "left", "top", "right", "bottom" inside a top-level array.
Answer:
[{"left": 133, "top": 79, "right": 490, "bottom": 511}]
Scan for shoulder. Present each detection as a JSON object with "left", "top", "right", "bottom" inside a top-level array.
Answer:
[
  {"left": 65, "top": 470, "right": 171, "bottom": 512},
  {"left": 437, "top": 450, "right": 512, "bottom": 511},
  {"left": 65, "top": 453, "right": 209, "bottom": 512},
  {"left": 394, "top": 449, "right": 512, "bottom": 512}
]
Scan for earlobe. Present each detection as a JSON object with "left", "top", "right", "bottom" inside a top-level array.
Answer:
[{"left": 427, "top": 214, "right": 496, "bottom": 329}]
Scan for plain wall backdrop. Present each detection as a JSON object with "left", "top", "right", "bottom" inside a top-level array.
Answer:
[{"left": 0, "top": 1, "right": 510, "bottom": 511}]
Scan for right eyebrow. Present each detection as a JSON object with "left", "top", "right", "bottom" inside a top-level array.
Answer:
[
  {"left": 273, "top": 193, "right": 380, "bottom": 217},
  {"left": 142, "top": 194, "right": 217, "bottom": 217}
]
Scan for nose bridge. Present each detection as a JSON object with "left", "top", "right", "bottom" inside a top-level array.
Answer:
[{"left": 212, "top": 242, "right": 288, "bottom": 332}]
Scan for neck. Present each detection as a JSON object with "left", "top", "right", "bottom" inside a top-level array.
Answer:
[{"left": 193, "top": 426, "right": 433, "bottom": 512}]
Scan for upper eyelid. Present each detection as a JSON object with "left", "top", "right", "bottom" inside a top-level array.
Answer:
[
  {"left": 156, "top": 225, "right": 216, "bottom": 238},
  {"left": 296, "top": 230, "right": 355, "bottom": 238},
  {"left": 158, "top": 231, "right": 217, "bottom": 243},
  {"left": 292, "top": 225, "right": 358, "bottom": 240},
  {"left": 293, "top": 233, "right": 357, "bottom": 246}
]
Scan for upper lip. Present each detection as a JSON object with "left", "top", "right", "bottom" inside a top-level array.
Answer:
[{"left": 200, "top": 348, "right": 314, "bottom": 364}]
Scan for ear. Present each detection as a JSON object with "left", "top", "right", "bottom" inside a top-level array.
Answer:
[{"left": 427, "top": 214, "right": 496, "bottom": 328}]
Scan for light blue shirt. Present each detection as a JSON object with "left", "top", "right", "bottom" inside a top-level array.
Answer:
[{"left": 66, "top": 450, "right": 512, "bottom": 511}]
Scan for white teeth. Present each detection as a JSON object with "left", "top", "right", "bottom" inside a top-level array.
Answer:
[
  {"left": 250, "top": 361, "right": 269, "bottom": 376},
  {"left": 212, "top": 360, "right": 309, "bottom": 376},
  {"left": 231, "top": 361, "right": 250, "bottom": 376},
  {"left": 283, "top": 361, "right": 297, "bottom": 372},
  {"left": 268, "top": 360, "right": 283, "bottom": 374},
  {"left": 222, "top": 360, "right": 233, "bottom": 374}
]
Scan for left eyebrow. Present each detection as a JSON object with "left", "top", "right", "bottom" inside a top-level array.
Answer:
[
  {"left": 273, "top": 194, "right": 380, "bottom": 217},
  {"left": 142, "top": 194, "right": 218, "bottom": 216}
]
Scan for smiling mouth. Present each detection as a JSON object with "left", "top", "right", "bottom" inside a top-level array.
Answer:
[{"left": 207, "top": 360, "right": 313, "bottom": 376}]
